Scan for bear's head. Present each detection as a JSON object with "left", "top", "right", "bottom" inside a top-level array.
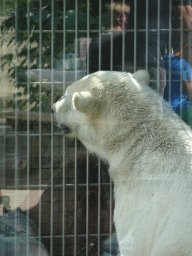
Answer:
[{"left": 52, "top": 70, "right": 150, "bottom": 158}]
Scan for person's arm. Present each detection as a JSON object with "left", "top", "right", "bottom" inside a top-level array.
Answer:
[
  {"left": 184, "top": 81, "right": 192, "bottom": 101},
  {"left": 185, "top": 5, "right": 192, "bottom": 29},
  {"left": 177, "top": 4, "right": 192, "bottom": 30}
]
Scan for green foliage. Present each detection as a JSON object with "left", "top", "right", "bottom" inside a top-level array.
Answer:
[
  {"left": 0, "top": 0, "right": 15, "bottom": 15},
  {"left": 1, "top": 0, "right": 111, "bottom": 111}
]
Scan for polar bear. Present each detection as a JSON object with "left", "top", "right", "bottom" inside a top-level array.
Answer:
[{"left": 52, "top": 70, "right": 192, "bottom": 255}]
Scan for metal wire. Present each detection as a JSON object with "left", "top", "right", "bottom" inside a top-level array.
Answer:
[
  {"left": 168, "top": 0, "right": 172, "bottom": 105},
  {"left": 74, "top": 2, "right": 79, "bottom": 255},
  {"left": 86, "top": 0, "right": 90, "bottom": 75},
  {"left": 62, "top": 1, "right": 66, "bottom": 255},
  {"left": 134, "top": 0, "right": 137, "bottom": 72},
  {"left": 180, "top": 0, "right": 184, "bottom": 118},
  {"left": 85, "top": 151, "right": 89, "bottom": 256},
  {"left": 145, "top": 0, "right": 149, "bottom": 70},
  {"left": 26, "top": 1, "right": 31, "bottom": 255},
  {"left": 157, "top": 0, "right": 161, "bottom": 94},
  {"left": 38, "top": 0, "right": 43, "bottom": 255},
  {"left": 2, "top": 1, "right": 192, "bottom": 255},
  {"left": 97, "top": 157, "right": 101, "bottom": 256},
  {"left": 0, "top": 1, "right": 6, "bottom": 192},
  {"left": 86, "top": 3, "right": 90, "bottom": 255},
  {"left": 99, "top": 0, "right": 102, "bottom": 72},
  {"left": 14, "top": 0, "right": 19, "bottom": 255},
  {"left": 50, "top": 0, "right": 55, "bottom": 255},
  {"left": 122, "top": 0, "right": 125, "bottom": 71},
  {"left": 74, "top": 139, "right": 78, "bottom": 256},
  {"left": 110, "top": 0, "right": 114, "bottom": 71}
]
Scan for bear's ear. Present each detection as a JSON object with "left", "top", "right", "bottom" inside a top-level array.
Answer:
[
  {"left": 133, "top": 70, "right": 150, "bottom": 86},
  {"left": 72, "top": 91, "right": 96, "bottom": 113}
]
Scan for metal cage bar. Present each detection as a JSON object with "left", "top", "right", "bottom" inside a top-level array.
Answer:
[
  {"left": 14, "top": 0, "right": 19, "bottom": 254},
  {"left": 50, "top": 0, "right": 55, "bottom": 254},
  {"left": 62, "top": 1, "right": 66, "bottom": 255},
  {"left": 38, "top": 0, "right": 43, "bottom": 255},
  {"left": 0, "top": 1, "right": 192, "bottom": 256},
  {"left": 134, "top": 0, "right": 137, "bottom": 72}
]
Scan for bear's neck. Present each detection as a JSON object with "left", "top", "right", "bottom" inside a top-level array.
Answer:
[{"left": 106, "top": 120, "right": 187, "bottom": 184}]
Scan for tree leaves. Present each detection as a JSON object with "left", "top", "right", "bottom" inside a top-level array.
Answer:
[
  {"left": 0, "top": 0, "right": 104, "bottom": 111},
  {"left": 3, "top": 54, "right": 14, "bottom": 65},
  {"left": 65, "top": 10, "right": 96, "bottom": 30}
]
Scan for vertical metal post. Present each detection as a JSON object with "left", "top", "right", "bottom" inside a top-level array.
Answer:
[
  {"left": 189, "top": 0, "right": 192, "bottom": 66},
  {"left": 62, "top": 1, "right": 66, "bottom": 255},
  {"left": 109, "top": 178, "right": 113, "bottom": 255},
  {"left": 86, "top": 3, "right": 90, "bottom": 246},
  {"left": 74, "top": 1, "right": 78, "bottom": 255},
  {"left": 189, "top": 0, "right": 192, "bottom": 124},
  {"left": 62, "top": 136, "right": 66, "bottom": 256},
  {"left": 14, "top": 0, "right": 19, "bottom": 255},
  {"left": 145, "top": 0, "right": 149, "bottom": 70},
  {"left": 38, "top": 0, "right": 42, "bottom": 255},
  {"left": 86, "top": 151, "right": 89, "bottom": 256},
  {"left": 99, "top": 0, "right": 102, "bottom": 71},
  {"left": 75, "top": 0, "right": 78, "bottom": 76},
  {"left": 157, "top": 0, "right": 161, "bottom": 94},
  {"left": 74, "top": 138, "right": 77, "bottom": 256},
  {"left": 97, "top": 158, "right": 101, "bottom": 255},
  {"left": 26, "top": 0, "right": 31, "bottom": 255},
  {"left": 87, "top": 0, "right": 90, "bottom": 75},
  {"left": 122, "top": 0, "right": 125, "bottom": 71},
  {"left": 110, "top": 0, "right": 114, "bottom": 71},
  {"left": 180, "top": 0, "right": 184, "bottom": 118},
  {"left": 86, "top": 2, "right": 91, "bottom": 250},
  {"left": 0, "top": 0, "right": 6, "bottom": 189},
  {"left": 109, "top": 3, "right": 113, "bottom": 255},
  {"left": 168, "top": 0, "right": 172, "bottom": 104},
  {"left": 50, "top": 0, "right": 55, "bottom": 255},
  {"left": 134, "top": 0, "right": 137, "bottom": 72}
]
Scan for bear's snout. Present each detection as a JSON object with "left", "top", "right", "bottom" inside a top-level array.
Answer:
[{"left": 58, "top": 124, "right": 70, "bottom": 134}]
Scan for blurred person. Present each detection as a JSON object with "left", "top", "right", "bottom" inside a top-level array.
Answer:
[
  {"left": 172, "top": 2, "right": 192, "bottom": 64},
  {"left": 127, "top": 0, "right": 192, "bottom": 95},
  {"left": 0, "top": 208, "right": 49, "bottom": 256},
  {"left": 162, "top": 1, "right": 192, "bottom": 124},
  {"left": 88, "top": 1, "right": 134, "bottom": 74},
  {"left": 163, "top": 39, "right": 192, "bottom": 125}
]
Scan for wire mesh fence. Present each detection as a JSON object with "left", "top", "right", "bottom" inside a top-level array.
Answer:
[{"left": 0, "top": 0, "right": 192, "bottom": 255}]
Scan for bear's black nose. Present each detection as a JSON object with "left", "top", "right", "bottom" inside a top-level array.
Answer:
[
  {"left": 51, "top": 104, "right": 55, "bottom": 114},
  {"left": 59, "top": 124, "right": 70, "bottom": 134}
]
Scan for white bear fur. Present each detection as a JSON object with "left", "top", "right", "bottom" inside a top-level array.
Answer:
[{"left": 53, "top": 70, "right": 192, "bottom": 255}]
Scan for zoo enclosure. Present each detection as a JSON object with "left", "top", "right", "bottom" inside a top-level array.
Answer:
[{"left": 0, "top": 0, "right": 192, "bottom": 255}]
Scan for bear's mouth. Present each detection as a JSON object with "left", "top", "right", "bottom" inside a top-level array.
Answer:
[{"left": 58, "top": 124, "right": 70, "bottom": 134}]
